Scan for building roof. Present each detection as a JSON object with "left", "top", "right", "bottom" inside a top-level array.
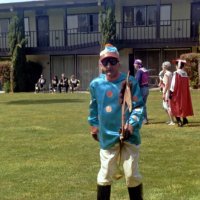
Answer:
[{"left": 0, "top": 0, "right": 102, "bottom": 11}]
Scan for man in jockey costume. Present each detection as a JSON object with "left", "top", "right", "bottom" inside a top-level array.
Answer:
[{"left": 88, "top": 44, "right": 144, "bottom": 200}]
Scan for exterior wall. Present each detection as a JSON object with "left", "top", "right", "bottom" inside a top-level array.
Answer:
[
  {"left": 24, "top": 10, "right": 36, "bottom": 32},
  {"left": 66, "top": 6, "right": 101, "bottom": 46},
  {"left": 0, "top": 0, "right": 195, "bottom": 50},
  {"left": 0, "top": 3, "right": 102, "bottom": 49},
  {"left": 0, "top": 10, "right": 37, "bottom": 48},
  {"left": 118, "top": 0, "right": 190, "bottom": 20},
  {"left": 0, "top": 11, "right": 16, "bottom": 18},
  {"left": 48, "top": 8, "right": 65, "bottom": 47},
  {"left": 67, "top": 6, "right": 99, "bottom": 15},
  {"left": 115, "top": 0, "right": 191, "bottom": 40},
  {"left": 24, "top": 5, "right": 101, "bottom": 48},
  {"left": 24, "top": 10, "right": 37, "bottom": 47},
  {"left": 24, "top": 9, "right": 66, "bottom": 48},
  {"left": 162, "top": 0, "right": 191, "bottom": 38},
  {"left": 170, "top": 1, "right": 190, "bottom": 19},
  {"left": 119, "top": 48, "right": 133, "bottom": 73},
  {"left": 48, "top": 9, "right": 65, "bottom": 30},
  {"left": 0, "top": 0, "right": 198, "bottom": 91},
  {"left": 0, "top": 11, "right": 16, "bottom": 49}
]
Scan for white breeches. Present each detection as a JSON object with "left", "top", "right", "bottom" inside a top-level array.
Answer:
[{"left": 97, "top": 142, "right": 142, "bottom": 187}]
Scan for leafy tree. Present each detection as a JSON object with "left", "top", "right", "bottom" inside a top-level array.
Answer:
[
  {"left": 8, "top": 12, "right": 27, "bottom": 92},
  {"left": 100, "top": 0, "right": 116, "bottom": 48},
  {"left": 181, "top": 53, "right": 200, "bottom": 89}
]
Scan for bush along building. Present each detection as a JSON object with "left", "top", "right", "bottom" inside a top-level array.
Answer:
[{"left": 0, "top": 0, "right": 199, "bottom": 91}]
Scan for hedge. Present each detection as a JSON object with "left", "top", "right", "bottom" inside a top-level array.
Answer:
[
  {"left": 180, "top": 53, "right": 200, "bottom": 89},
  {"left": 0, "top": 61, "right": 11, "bottom": 91}
]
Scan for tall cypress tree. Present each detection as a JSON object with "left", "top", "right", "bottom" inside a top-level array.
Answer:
[
  {"left": 100, "top": 0, "right": 116, "bottom": 49},
  {"left": 8, "top": 12, "right": 27, "bottom": 92}
]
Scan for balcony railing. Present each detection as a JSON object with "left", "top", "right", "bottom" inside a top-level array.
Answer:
[
  {"left": 115, "top": 19, "right": 199, "bottom": 44},
  {"left": 0, "top": 19, "right": 199, "bottom": 54},
  {"left": 24, "top": 28, "right": 101, "bottom": 50},
  {"left": 0, "top": 32, "right": 9, "bottom": 52}
]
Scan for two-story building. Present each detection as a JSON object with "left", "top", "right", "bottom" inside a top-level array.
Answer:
[{"left": 0, "top": 0, "right": 199, "bottom": 90}]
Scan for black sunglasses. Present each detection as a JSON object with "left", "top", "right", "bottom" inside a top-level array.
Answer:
[{"left": 101, "top": 58, "right": 119, "bottom": 66}]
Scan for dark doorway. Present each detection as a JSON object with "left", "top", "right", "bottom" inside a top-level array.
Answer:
[
  {"left": 36, "top": 16, "right": 49, "bottom": 47},
  {"left": 129, "top": 54, "right": 134, "bottom": 76},
  {"left": 191, "top": 2, "right": 200, "bottom": 38}
]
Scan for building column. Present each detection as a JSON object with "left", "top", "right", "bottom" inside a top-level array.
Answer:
[{"left": 156, "top": 0, "right": 161, "bottom": 39}]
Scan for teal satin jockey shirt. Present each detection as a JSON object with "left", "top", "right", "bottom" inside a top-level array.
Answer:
[{"left": 88, "top": 73, "right": 144, "bottom": 150}]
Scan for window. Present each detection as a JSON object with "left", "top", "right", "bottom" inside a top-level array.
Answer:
[
  {"left": 78, "top": 15, "right": 88, "bottom": 32},
  {"left": 123, "top": 7, "right": 133, "bottom": 27},
  {"left": 123, "top": 4, "right": 171, "bottom": 27},
  {"left": 67, "top": 13, "right": 98, "bottom": 33},
  {"left": 147, "top": 6, "right": 157, "bottom": 26},
  {"left": 160, "top": 5, "right": 171, "bottom": 25},
  {"left": 24, "top": 17, "right": 30, "bottom": 35},
  {"left": 134, "top": 6, "right": 146, "bottom": 26},
  {"left": 0, "top": 19, "right": 9, "bottom": 34},
  {"left": 123, "top": 6, "right": 147, "bottom": 27},
  {"left": 89, "top": 14, "right": 98, "bottom": 32},
  {"left": 67, "top": 15, "right": 78, "bottom": 33}
]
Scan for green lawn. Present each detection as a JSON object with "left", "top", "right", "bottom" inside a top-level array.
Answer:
[{"left": 0, "top": 90, "right": 200, "bottom": 200}]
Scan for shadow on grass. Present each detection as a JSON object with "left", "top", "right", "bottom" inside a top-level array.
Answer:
[
  {"left": 184, "top": 121, "right": 200, "bottom": 127},
  {"left": 148, "top": 120, "right": 200, "bottom": 127},
  {"left": 148, "top": 121, "right": 164, "bottom": 125},
  {"left": 146, "top": 119, "right": 166, "bottom": 125},
  {"left": 6, "top": 98, "right": 86, "bottom": 105}
]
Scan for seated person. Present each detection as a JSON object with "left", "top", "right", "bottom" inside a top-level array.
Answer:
[
  {"left": 58, "top": 73, "right": 69, "bottom": 93},
  {"left": 50, "top": 75, "right": 58, "bottom": 93},
  {"left": 35, "top": 74, "right": 46, "bottom": 93},
  {"left": 69, "top": 75, "right": 80, "bottom": 92}
]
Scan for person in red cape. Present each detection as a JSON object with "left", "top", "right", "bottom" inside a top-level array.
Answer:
[{"left": 169, "top": 59, "right": 194, "bottom": 127}]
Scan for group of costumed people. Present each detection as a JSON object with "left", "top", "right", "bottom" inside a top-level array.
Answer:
[
  {"left": 160, "top": 59, "right": 193, "bottom": 127},
  {"left": 87, "top": 43, "right": 194, "bottom": 200}
]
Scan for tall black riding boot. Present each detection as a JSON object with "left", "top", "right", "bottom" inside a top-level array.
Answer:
[
  {"left": 128, "top": 184, "right": 143, "bottom": 200},
  {"left": 176, "top": 117, "right": 183, "bottom": 127},
  {"left": 182, "top": 117, "right": 188, "bottom": 126},
  {"left": 97, "top": 185, "right": 111, "bottom": 200}
]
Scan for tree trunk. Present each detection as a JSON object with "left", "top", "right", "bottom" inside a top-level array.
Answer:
[
  {"left": 198, "top": 58, "right": 200, "bottom": 88},
  {"left": 199, "top": 23, "right": 200, "bottom": 88},
  {"left": 10, "top": 64, "right": 14, "bottom": 93}
]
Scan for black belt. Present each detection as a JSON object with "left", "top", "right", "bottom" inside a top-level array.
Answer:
[{"left": 140, "top": 85, "right": 148, "bottom": 87}]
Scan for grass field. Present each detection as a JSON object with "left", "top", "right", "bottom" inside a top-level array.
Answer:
[{"left": 0, "top": 90, "right": 200, "bottom": 200}]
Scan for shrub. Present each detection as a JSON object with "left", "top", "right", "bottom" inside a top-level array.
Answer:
[
  {"left": 0, "top": 61, "right": 11, "bottom": 91},
  {"left": 3, "top": 81, "right": 10, "bottom": 93},
  {"left": 180, "top": 53, "right": 200, "bottom": 89},
  {"left": 0, "top": 60, "right": 43, "bottom": 92}
]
